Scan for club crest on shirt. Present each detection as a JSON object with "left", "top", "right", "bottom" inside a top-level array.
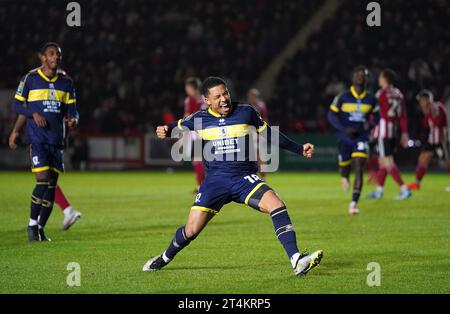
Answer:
[
  {"left": 49, "top": 84, "right": 56, "bottom": 100},
  {"left": 17, "top": 81, "right": 24, "bottom": 95},
  {"left": 219, "top": 127, "right": 227, "bottom": 138}
]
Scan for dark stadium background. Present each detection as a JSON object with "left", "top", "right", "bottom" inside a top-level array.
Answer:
[{"left": 1, "top": 0, "right": 449, "bottom": 171}]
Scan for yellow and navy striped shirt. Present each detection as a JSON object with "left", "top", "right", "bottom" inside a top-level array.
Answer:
[
  {"left": 13, "top": 68, "right": 78, "bottom": 145},
  {"left": 329, "top": 85, "right": 378, "bottom": 140},
  {"left": 168, "top": 103, "right": 302, "bottom": 175}
]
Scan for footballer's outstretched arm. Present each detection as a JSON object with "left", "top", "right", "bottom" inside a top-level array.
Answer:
[
  {"left": 158, "top": 113, "right": 199, "bottom": 138},
  {"left": 156, "top": 119, "right": 192, "bottom": 139},
  {"left": 260, "top": 124, "right": 314, "bottom": 158}
]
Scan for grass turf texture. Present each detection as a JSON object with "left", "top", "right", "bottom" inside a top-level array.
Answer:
[{"left": 0, "top": 171, "right": 448, "bottom": 294}]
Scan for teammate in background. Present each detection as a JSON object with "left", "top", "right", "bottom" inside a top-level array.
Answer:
[
  {"left": 184, "top": 77, "right": 207, "bottom": 192},
  {"left": 366, "top": 69, "right": 412, "bottom": 200},
  {"left": 9, "top": 114, "right": 81, "bottom": 230},
  {"left": 247, "top": 88, "right": 268, "bottom": 179},
  {"left": 143, "top": 77, "right": 323, "bottom": 276},
  {"left": 247, "top": 88, "right": 268, "bottom": 120},
  {"left": 408, "top": 90, "right": 450, "bottom": 190},
  {"left": 327, "top": 66, "right": 379, "bottom": 215},
  {"left": 11, "top": 42, "right": 79, "bottom": 241}
]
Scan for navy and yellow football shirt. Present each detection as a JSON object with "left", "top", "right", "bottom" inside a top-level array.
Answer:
[
  {"left": 168, "top": 103, "right": 302, "bottom": 175},
  {"left": 329, "top": 85, "right": 378, "bottom": 140},
  {"left": 13, "top": 68, "right": 78, "bottom": 146}
]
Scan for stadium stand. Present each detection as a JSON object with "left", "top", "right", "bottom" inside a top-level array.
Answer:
[
  {"left": 270, "top": 0, "right": 450, "bottom": 134},
  {"left": 0, "top": 0, "right": 322, "bottom": 139},
  {"left": 0, "top": 0, "right": 449, "bottom": 141}
]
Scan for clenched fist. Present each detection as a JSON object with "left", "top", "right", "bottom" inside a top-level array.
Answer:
[
  {"left": 156, "top": 125, "right": 169, "bottom": 139},
  {"left": 303, "top": 143, "right": 315, "bottom": 158}
]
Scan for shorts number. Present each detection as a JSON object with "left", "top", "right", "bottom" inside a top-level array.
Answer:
[
  {"left": 357, "top": 141, "right": 367, "bottom": 151},
  {"left": 244, "top": 174, "right": 260, "bottom": 184}
]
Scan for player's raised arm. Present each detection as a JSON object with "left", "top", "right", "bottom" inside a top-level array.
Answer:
[{"left": 158, "top": 112, "right": 200, "bottom": 139}]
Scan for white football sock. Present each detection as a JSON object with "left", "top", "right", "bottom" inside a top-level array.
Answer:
[
  {"left": 63, "top": 206, "right": 73, "bottom": 216},
  {"left": 162, "top": 252, "right": 172, "bottom": 263},
  {"left": 349, "top": 201, "right": 357, "bottom": 209},
  {"left": 376, "top": 186, "right": 384, "bottom": 193},
  {"left": 400, "top": 184, "right": 408, "bottom": 192},
  {"left": 290, "top": 252, "right": 301, "bottom": 268},
  {"left": 29, "top": 219, "right": 38, "bottom": 226}
]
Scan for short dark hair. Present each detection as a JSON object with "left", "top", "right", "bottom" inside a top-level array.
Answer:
[
  {"left": 381, "top": 68, "right": 398, "bottom": 85},
  {"left": 201, "top": 77, "right": 226, "bottom": 96},
  {"left": 39, "top": 42, "right": 61, "bottom": 55},
  {"left": 416, "top": 89, "right": 433, "bottom": 102},
  {"left": 352, "top": 65, "right": 369, "bottom": 77},
  {"left": 185, "top": 77, "right": 202, "bottom": 90}
]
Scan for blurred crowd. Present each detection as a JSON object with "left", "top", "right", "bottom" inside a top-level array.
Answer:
[
  {"left": 271, "top": 0, "right": 450, "bottom": 136},
  {"left": 0, "top": 0, "right": 449, "bottom": 142},
  {"left": 0, "top": 0, "right": 320, "bottom": 141}
]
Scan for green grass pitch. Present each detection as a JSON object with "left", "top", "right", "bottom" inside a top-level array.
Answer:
[{"left": 0, "top": 171, "right": 448, "bottom": 294}]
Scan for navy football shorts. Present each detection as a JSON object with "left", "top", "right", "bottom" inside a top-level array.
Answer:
[
  {"left": 191, "top": 173, "right": 272, "bottom": 214},
  {"left": 29, "top": 143, "right": 65, "bottom": 174},
  {"left": 338, "top": 138, "right": 369, "bottom": 167}
]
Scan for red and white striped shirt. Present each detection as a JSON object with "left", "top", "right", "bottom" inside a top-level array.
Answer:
[
  {"left": 184, "top": 95, "right": 206, "bottom": 116},
  {"left": 373, "top": 86, "right": 408, "bottom": 139},
  {"left": 424, "top": 101, "right": 448, "bottom": 145}
]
